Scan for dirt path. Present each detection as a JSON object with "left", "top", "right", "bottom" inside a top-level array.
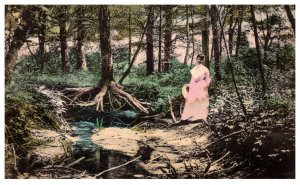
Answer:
[{"left": 91, "top": 121, "right": 211, "bottom": 176}]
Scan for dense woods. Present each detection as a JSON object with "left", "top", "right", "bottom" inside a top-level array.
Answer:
[{"left": 5, "top": 5, "right": 295, "bottom": 179}]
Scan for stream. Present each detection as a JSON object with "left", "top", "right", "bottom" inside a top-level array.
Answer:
[{"left": 67, "top": 112, "right": 150, "bottom": 179}]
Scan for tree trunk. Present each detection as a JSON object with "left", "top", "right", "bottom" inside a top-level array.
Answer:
[
  {"left": 284, "top": 5, "right": 295, "bottom": 34},
  {"left": 38, "top": 8, "right": 46, "bottom": 72},
  {"left": 5, "top": 6, "right": 31, "bottom": 85},
  {"left": 119, "top": 20, "right": 148, "bottom": 84},
  {"left": 184, "top": 5, "right": 190, "bottom": 65},
  {"left": 263, "top": 13, "right": 271, "bottom": 59},
  {"left": 158, "top": 5, "right": 162, "bottom": 73},
  {"left": 235, "top": 6, "right": 244, "bottom": 61},
  {"left": 190, "top": 6, "right": 195, "bottom": 66},
  {"left": 250, "top": 5, "right": 266, "bottom": 95},
  {"left": 163, "top": 5, "right": 173, "bottom": 72},
  {"left": 99, "top": 5, "right": 114, "bottom": 84},
  {"left": 128, "top": 9, "right": 132, "bottom": 64},
  {"left": 146, "top": 5, "right": 154, "bottom": 75},
  {"left": 228, "top": 13, "right": 237, "bottom": 56},
  {"left": 202, "top": 5, "right": 210, "bottom": 69},
  {"left": 76, "top": 6, "right": 87, "bottom": 70},
  {"left": 216, "top": 5, "right": 248, "bottom": 116},
  {"left": 211, "top": 5, "right": 221, "bottom": 81},
  {"left": 59, "top": 6, "right": 70, "bottom": 73}
]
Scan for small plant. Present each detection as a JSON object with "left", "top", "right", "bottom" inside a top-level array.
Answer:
[{"left": 96, "top": 118, "right": 103, "bottom": 128}]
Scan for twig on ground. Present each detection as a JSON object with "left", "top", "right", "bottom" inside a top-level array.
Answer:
[
  {"left": 66, "top": 157, "right": 85, "bottom": 167},
  {"left": 168, "top": 96, "right": 177, "bottom": 122},
  {"left": 211, "top": 151, "right": 231, "bottom": 165}
]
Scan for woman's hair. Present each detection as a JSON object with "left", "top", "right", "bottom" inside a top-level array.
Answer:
[{"left": 196, "top": 54, "right": 205, "bottom": 63}]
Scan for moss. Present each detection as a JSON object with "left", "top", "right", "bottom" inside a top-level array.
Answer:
[{"left": 5, "top": 96, "right": 60, "bottom": 148}]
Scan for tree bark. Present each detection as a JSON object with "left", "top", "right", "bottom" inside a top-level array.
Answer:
[
  {"left": 216, "top": 5, "right": 248, "bottom": 116},
  {"left": 158, "top": 5, "right": 162, "bottom": 73},
  {"left": 119, "top": 20, "right": 148, "bottom": 84},
  {"left": 128, "top": 9, "right": 132, "bottom": 64},
  {"left": 5, "top": 6, "right": 31, "bottom": 85},
  {"left": 202, "top": 5, "right": 210, "bottom": 69},
  {"left": 250, "top": 5, "right": 266, "bottom": 95},
  {"left": 190, "top": 6, "right": 195, "bottom": 66},
  {"left": 99, "top": 5, "right": 114, "bottom": 84},
  {"left": 59, "top": 6, "right": 70, "bottom": 73},
  {"left": 146, "top": 5, "right": 154, "bottom": 75},
  {"left": 263, "top": 13, "right": 271, "bottom": 59},
  {"left": 228, "top": 13, "right": 237, "bottom": 56},
  {"left": 184, "top": 5, "right": 190, "bottom": 65},
  {"left": 211, "top": 5, "right": 221, "bottom": 81},
  {"left": 284, "top": 5, "right": 295, "bottom": 34},
  {"left": 76, "top": 6, "right": 87, "bottom": 70},
  {"left": 163, "top": 5, "right": 173, "bottom": 72},
  {"left": 235, "top": 6, "right": 244, "bottom": 61},
  {"left": 38, "top": 8, "right": 46, "bottom": 72}
]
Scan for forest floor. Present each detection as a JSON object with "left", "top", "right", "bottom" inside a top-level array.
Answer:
[{"left": 6, "top": 77, "right": 294, "bottom": 179}]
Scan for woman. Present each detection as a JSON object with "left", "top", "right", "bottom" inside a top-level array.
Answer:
[{"left": 181, "top": 54, "right": 211, "bottom": 122}]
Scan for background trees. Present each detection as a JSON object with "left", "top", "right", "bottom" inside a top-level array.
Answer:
[
  {"left": 5, "top": 5, "right": 295, "bottom": 112},
  {"left": 4, "top": 5, "right": 295, "bottom": 179}
]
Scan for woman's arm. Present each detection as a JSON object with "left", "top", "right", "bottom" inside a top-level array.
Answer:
[{"left": 204, "top": 70, "right": 211, "bottom": 87}]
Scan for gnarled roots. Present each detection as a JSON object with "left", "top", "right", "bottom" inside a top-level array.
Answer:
[{"left": 66, "top": 81, "right": 148, "bottom": 114}]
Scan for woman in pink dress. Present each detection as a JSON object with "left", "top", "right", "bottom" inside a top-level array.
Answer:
[{"left": 181, "top": 54, "right": 211, "bottom": 122}]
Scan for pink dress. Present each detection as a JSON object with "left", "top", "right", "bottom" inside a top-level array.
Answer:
[{"left": 181, "top": 64, "right": 211, "bottom": 121}]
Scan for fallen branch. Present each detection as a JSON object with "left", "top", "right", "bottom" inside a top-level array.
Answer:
[
  {"left": 211, "top": 151, "right": 231, "bottom": 165},
  {"left": 67, "top": 156, "right": 85, "bottom": 167},
  {"left": 94, "top": 155, "right": 141, "bottom": 177},
  {"left": 168, "top": 96, "right": 177, "bottom": 122}
]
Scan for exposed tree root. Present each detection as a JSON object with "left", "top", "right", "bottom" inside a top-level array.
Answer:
[{"left": 65, "top": 81, "right": 149, "bottom": 114}]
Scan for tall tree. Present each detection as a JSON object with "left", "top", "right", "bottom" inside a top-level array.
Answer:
[
  {"left": 216, "top": 4, "right": 248, "bottom": 116},
  {"left": 38, "top": 7, "right": 47, "bottom": 72},
  {"left": 5, "top": 6, "right": 33, "bottom": 85},
  {"left": 128, "top": 8, "right": 132, "bottom": 64},
  {"left": 146, "top": 5, "right": 154, "bottom": 75},
  {"left": 59, "top": 6, "right": 70, "bottom": 73},
  {"left": 163, "top": 5, "right": 173, "bottom": 72},
  {"left": 202, "top": 5, "right": 210, "bottom": 69},
  {"left": 235, "top": 6, "right": 244, "bottom": 61},
  {"left": 99, "top": 5, "right": 114, "bottom": 84},
  {"left": 184, "top": 5, "right": 190, "bottom": 65},
  {"left": 250, "top": 5, "right": 266, "bottom": 95},
  {"left": 228, "top": 10, "right": 238, "bottom": 56},
  {"left": 158, "top": 5, "right": 162, "bottom": 73},
  {"left": 119, "top": 19, "right": 149, "bottom": 84},
  {"left": 284, "top": 5, "right": 295, "bottom": 34},
  {"left": 190, "top": 6, "right": 195, "bottom": 66},
  {"left": 76, "top": 6, "right": 87, "bottom": 70},
  {"left": 211, "top": 5, "right": 221, "bottom": 80},
  {"left": 74, "top": 5, "right": 148, "bottom": 114}
]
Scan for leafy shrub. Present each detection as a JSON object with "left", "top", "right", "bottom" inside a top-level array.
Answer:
[
  {"left": 264, "top": 96, "right": 289, "bottom": 115},
  {"left": 5, "top": 97, "right": 60, "bottom": 146}
]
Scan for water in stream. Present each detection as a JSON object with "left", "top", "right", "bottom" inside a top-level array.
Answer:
[{"left": 68, "top": 120, "right": 149, "bottom": 179}]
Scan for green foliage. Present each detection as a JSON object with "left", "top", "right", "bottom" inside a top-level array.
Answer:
[
  {"left": 123, "top": 59, "right": 190, "bottom": 114},
  {"left": 264, "top": 44, "right": 295, "bottom": 69},
  {"left": 85, "top": 51, "right": 101, "bottom": 74},
  {"left": 264, "top": 96, "right": 289, "bottom": 115},
  {"left": 5, "top": 97, "right": 60, "bottom": 147},
  {"left": 96, "top": 118, "right": 103, "bottom": 128}
]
